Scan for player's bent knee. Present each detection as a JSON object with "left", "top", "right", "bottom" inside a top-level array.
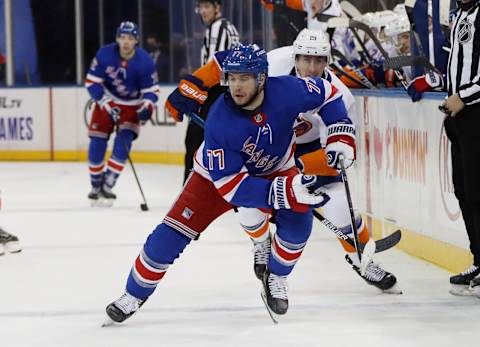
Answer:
[{"left": 143, "top": 223, "right": 192, "bottom": 265}]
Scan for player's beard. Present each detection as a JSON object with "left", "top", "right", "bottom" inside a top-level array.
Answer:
[{"left": 234, "top": 85, "right": 263, "bottom": 108}]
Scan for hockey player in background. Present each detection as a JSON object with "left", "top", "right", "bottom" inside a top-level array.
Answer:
[
  {"left": 166, "top": 29, "right": 399, "bottom": 294},
  {"left": 104, "top": 44, "right": 356, "bottom": 324},
  {"left": 85, "top": 21, "right": 159, "bottom": 206}
]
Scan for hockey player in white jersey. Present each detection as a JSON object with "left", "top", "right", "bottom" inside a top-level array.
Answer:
[{"left": 242, "top": 29, "right": 400, "bottom": 293}]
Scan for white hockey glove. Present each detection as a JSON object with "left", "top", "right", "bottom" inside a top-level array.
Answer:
[
  {"left": 325, "top": 122, "right": 356, "bottom": 170},
  {"left": 98, "top": 96, "right": 121, "bottom": 123},
  {"left": 269, "top": 174, "right": 330, "bottom": 213}
]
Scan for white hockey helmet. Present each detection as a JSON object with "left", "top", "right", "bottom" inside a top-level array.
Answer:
[
  {"left": 384, "top": 6, "right": 410, "bottom": 37},
  {"left": 361, "top": 10, "right": 396, "bottom": 28},
  {"left": 293, "top": 28, "right": 331, "bottom": 63}
]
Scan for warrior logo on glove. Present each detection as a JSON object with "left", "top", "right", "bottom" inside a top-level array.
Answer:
[{"left": 325, "top": 122, "right": 356, "bottom": 169}]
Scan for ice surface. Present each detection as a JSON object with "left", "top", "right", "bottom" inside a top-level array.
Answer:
[{"left": 0, "top": 162, "right": 478, "bottom": 347}]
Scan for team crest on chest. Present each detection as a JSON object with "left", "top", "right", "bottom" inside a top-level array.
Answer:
[{"left": 251, "top": 112, "right": 268, "bottom": 126}]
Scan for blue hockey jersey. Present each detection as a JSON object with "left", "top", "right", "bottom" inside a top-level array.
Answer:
[
  {"left": 85, "top": 43, "right": 159, "bottom": 105},
  {"left": 197, "top": 75, "right": 351, "bottom": 209}
]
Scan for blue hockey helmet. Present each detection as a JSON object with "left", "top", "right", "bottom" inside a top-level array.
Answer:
[
  {"left": 222, "top": 44, "right": 268, "bottom": 79},
  {"left": 116, "top": 21, "right": 139, "bottom": 40}
]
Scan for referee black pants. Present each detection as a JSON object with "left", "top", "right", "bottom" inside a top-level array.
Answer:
[
  {"left": 444, "top": 104, "right": 480, "bottom": 266},
  {"left": 183, "top": 121, "right": 204, "bottom": 184}
]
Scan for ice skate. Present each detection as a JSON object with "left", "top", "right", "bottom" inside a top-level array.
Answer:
[
  {"left": 260, "top": 270, "right": 288, "bottom": 323},
  {"left": 346, "top": 255, "right": 402, "bottom": 294},
  {"left": 449, "top": 265, "right": 480, "bottom": 296},
  {"left": 252, "top": 234, "right": 271, "bottom": 280},
  {"left": 0, "top": 228, "right": 21, "bottom": 254},
  {"left": 469, "top": 275, "right": 480, "bottom": 299},
  {"left": 99, "top": 185, "right": 117, "bottom": 207},
  {"left": 88, "top": 187, "right": 101, "bottom": 206},
  {"left": 102, "top": 292, "right": 144, "bottom": 327},
  {"left": 89, "top": 185, "right": 116, "bottom": 208}
]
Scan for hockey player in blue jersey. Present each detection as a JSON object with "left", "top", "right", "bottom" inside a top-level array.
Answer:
[
  {"left": 85, "top": 21, "right": 159, "bottom": 206},
  {"left": 166, "top": 30, "right": 400, "bottom": 294},
  {"left": 104, "top": 44, "right": 355, "bottom": 325}
]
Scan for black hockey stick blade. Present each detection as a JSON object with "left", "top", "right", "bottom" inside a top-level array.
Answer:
[
  {"left": 364, "top": 229, "right": 402, "bottom": 253},
  {"left": 313, "top": 210, "right": 402, "bottom": 253}
]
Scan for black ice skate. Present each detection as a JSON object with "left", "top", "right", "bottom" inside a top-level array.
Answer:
[
  {"left": 346, "top": 255, "right": 401, "bottom": 294},
  {"left": 88, "top": 187, "right": 100, "bottom": 203},
  {"left": 0, "top": 228, "right": 21, "bottom": 255},
  {"left": 449, "top": 265, "right": 480, "bottom": 296},
  {"left": 102, "top": 292, "right": 145, "bottom": 326},
  {"left": 252, "top": 234, "right": 271, "bottom": 280},
  {"left": 469, "top": 275, "right": 480, "bottom": 299},
  {"left": 260, "top": 270, "right": 288, "bottom": 323},
  {"left": 89, "top": 186, "right": 116, "bottom": 207}
]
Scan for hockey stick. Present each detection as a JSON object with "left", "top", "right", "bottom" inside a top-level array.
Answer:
[
  {"left": 330, "top": 49, "right": 376, "bottom": 89},
  {"left": 338, "top": 156, "right": 375, "bottom": 275},
  {"left": 312, "top": 210, "right": 401, "bottom": 253},
  {"left": 115, "top": 120, "right": 149, "bottom": 212},
  {"left": 339, "top": 1, "right": 363, "bottom": 20}
]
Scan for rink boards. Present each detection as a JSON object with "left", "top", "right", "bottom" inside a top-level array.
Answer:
[{"left": 0, "top": 86, "right": 470, "bottom": 272}]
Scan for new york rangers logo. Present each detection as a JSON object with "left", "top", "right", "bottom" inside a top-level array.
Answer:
[
  {"left": 251, "top": 112, "right": 267, "bottom": 126},
  {"left": 181, "top": 207, "right": 194, "bottom": 220}
]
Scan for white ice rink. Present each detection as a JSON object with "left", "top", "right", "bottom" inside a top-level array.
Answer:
[{"left": 0, "top": 162, "right": 479, "bottom": 347}]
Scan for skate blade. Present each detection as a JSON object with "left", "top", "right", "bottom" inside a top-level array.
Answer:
[
  {"left": 469, "top": 286, "right": 480, "bottom": 299},
  {"left": 383, "top": 283, "right": 403, "bottom": 295},
  {"left": 101, "top": 315, "right": 116, "bottom": 327},
  {"left": 449, "top": 285, "right": 473, "bottom": 296},
  {"left": 260, "top": 290, "right": 279, "bottom": 324},
  {"left": 5, "top": 241, "right": 21, "bottom": 253}
]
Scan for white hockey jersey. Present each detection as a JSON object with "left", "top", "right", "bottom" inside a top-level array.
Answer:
[{"left": 267, "top": 45, "right": 355, "bottom": 146}]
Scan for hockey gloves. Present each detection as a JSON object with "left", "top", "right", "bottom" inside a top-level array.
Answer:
[
  {"left": 98, "top": 96, "right": 121, "bottom": 123},
  {"left": 137, "top": 100, "right": 154, "bottom": 124},
  {"left": 269, "top": 175, "right": 330, "bottom": 213},
  {"left": 325, "top": 122, "right": 356, "bottom": 170},
  {"left": 165, "top": 75, "right": 208, "bottom": 122},
  {"left": 407, "top": 71, "right": 444, "bottom": 102}
]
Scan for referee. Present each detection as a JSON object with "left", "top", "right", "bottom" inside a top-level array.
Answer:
[
  {"left": 442, "top": 0, "right": 480, "bottom": 296},
  {"left": 181, "top": 0, "right": 240, "bottom": 183}
]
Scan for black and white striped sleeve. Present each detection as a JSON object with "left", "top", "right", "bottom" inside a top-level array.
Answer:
[
  {"left": 447, "top": 2, "right": 480, "bottom": 105},
  {"left": 459, "top": 75, "right": 480, "bottom": 105},
  {"left": 216, "top": 19, "right": 240, "bottom": 52}
]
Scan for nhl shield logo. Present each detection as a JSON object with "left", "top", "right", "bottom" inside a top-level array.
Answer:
[
  {"left": 457, "top": 19, "right": 472, "bottom": 44},
  {"left": 251, "top": 112, "right": 267, "bottom": 126}
]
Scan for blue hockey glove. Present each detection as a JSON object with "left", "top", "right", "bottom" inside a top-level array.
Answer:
[
  {"left": 137, "top": 101, "right": 154, "bottom": 124},
  {"left": 165, "top": 75, "right": 208, "bottom": 122}
]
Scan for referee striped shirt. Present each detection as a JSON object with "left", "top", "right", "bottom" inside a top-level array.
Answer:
[
  {"left": 447, "top": 0, "right": 480, "bottom": 105},
  {"left": 201, "top": 18, "right": 240, "bottom": 65}
]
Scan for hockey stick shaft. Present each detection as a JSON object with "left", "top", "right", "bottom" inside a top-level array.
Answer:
[
  {"left": 116, "top": 123, "right": 149, "bottom": 211},
  {"left": 338, "top": 156, "right": 362, "bottom": 261}
]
